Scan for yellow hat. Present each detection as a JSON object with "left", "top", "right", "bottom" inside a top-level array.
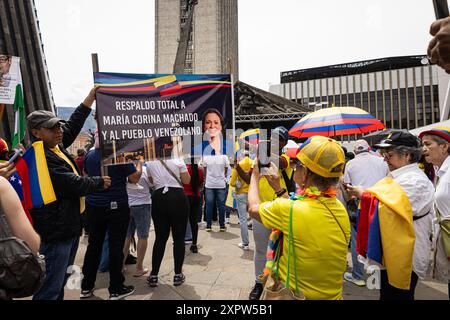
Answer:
[{"left": 296, "top": 136, "right": 345, "bottom": 178}]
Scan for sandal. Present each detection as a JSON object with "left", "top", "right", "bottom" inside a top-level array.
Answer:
[
  {"left": 133, "top": 268, "right": 149, "bottom": 277},
  {"left": 173, "top": 273, "right": 185, "bottom": 286},
  {"left": 147, "top": 275, "right": 158, "bottom": 287}
]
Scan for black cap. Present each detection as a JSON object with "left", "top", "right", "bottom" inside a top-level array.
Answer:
[
  {"left": 375, "top": 131, "right": 420, "bottom": 149},
  {"left": 27, "top": 110, "right": 65, "bottom": 130},
  {"left": 272, "top": 126, "right": 289, "bottom": 141}
]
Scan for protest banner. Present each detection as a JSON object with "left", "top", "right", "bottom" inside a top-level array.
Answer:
[
  {"left": 0, "top": 55, "right": 21, "bottom": 105},
  {"left": 94, "top": 73, "right": 235, "bottom": 165},
  {"left": 0, "top": 55, "right": 25, "bottom": 146}
]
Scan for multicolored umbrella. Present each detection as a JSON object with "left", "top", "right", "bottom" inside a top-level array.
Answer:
[{"left": 289, "top": 107, "right": 385, "bottom": 139}]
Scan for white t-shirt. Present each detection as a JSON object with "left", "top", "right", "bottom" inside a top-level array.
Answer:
[
  {"left": 146, "top": 159, "right": 187, "bottom": 193},
  {"left": 435, "top": 155, "right": 450, "bottom": 220},
  {"left": 202, "top": 155, "right": 230, "bottom": 189},
  {"left": 344, "top": 152, "right": 389, "bottom": 189},
  {"left": 127, "top": 166, "right": 152, "bottom": 206},
  {"left": 388, "top": 163, "right": 435, "bottom": 279}
]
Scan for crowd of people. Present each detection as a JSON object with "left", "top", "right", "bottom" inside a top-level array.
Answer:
[{"left": 0, "top": 17, "right": 450, "bottom": 301}]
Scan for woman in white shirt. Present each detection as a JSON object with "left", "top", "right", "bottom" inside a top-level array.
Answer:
[
  {"left": 201, "top": 109, "right": 230, "bottom": 231},
  {"left": 420, "top": 127, "right": 450, "bottom": 299},
  {"left": 145, "top": 159, "right": 190, "bottom": 288},
  {"left": 347, "top": 131, "right": 434, "bottom": 300}
]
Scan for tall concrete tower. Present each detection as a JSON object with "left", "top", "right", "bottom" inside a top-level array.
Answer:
[
  {"left": 155, "top": 0, "right": 239, "bottom": 80},
  {"left": 0, "top": 0, "right": 55, "bottom": 143}
]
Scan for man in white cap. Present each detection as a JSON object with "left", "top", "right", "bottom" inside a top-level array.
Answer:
[{"left": 342, "top": 139, "right": 389, "bottom": 286}]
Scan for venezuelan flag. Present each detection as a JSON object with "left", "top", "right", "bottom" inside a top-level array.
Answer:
[{"left": 15, "top": 141, "right": 56, "bottom": 210}]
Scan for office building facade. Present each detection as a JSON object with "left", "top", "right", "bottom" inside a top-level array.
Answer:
[{"left": 270, "top": 56, "right": 450, "bottom": 130}]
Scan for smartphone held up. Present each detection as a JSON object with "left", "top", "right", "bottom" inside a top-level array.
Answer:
[{"left": 8, "top": 149, "right": 23, "bottom": 164}]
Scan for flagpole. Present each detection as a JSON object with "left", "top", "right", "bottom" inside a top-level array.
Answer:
[
  {"left": 0, "top": 104, "right": 4, "bottom": 120},
  {"left": 91, "top": 53, "right": 107, "bottom": 177}
]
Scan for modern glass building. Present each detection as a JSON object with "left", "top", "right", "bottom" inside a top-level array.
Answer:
[{"left": 270, "top": 56, "right": 450, "bottom": 130}]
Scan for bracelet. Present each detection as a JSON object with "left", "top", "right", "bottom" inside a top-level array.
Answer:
[{"left": 276, "top": 188, "right": 287, "bottom": 197}]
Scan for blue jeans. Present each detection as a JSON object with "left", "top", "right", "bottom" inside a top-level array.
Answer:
[
  {"left": 127, "top": 204, "right": 152, "bottom": 239},
  {"left": 236, "top": 193, "right": 249, "bottom": 245},
  {"left": 33, "top": 237, "right": 79, "bottom": 300},
  {"left": 205, "top": 187, "right": 227, "bottom": 228},
  {"left": 252, "top": 219, "right": 271, "bottom": 283},
  {"left": 350, "top": 224, "right": 364, "bottom": 280}
]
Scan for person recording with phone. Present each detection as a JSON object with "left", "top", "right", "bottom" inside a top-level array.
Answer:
[
  {"left": 0, "top": 139, "right": 15, "bottom": 180},
  {"left": 244, "top": 126, "right": 295, "bottom": 300},
  {"left": 248, "top": 136, "right": 350, "bottom": 300}
]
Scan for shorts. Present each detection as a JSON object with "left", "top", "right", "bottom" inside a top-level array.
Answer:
[{"left": 127, "top": 204, "right": 152, "bottom": 239}]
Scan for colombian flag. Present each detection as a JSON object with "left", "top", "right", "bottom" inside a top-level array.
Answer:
[{"left": 15, "top": 141, "right": 57, "bottom": 210}]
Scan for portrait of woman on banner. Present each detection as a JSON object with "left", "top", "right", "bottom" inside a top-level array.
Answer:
[
  {"left": 193, "top": 108, "right": 234, "bottom": 158},
  {"left": 0, "top": 55, "right": 13, "bottom": 88}
]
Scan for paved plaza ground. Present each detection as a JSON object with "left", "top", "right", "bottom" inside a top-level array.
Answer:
[{"left": 60, "top": 213, "right": 448, "bottom": 301}]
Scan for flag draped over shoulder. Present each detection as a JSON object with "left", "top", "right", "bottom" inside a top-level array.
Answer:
[
  {"left": 12, "top": 84, "right": 25, "bottom": 147},
  {"left": 15, "top": 141, "right": 56, "bottom": 210},
  {"left": 357, "top": 177, "right": 415, "bottom": 290}
]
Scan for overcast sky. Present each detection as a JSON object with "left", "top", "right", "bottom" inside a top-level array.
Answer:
[{"left": 34, "top": 0, "right": 436, "bottom": 107}]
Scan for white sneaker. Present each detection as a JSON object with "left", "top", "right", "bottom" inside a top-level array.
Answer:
[
  {"left": 344, "top": 272, "right": 366, "bottom": 287},
  {"left": 238, "top": 243, "right": 249, "bottom": 251},
  {"left": 225, "top": 218, "right": 230, "bottom": 225}
]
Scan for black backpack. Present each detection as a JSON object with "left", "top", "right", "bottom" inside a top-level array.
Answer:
[{"left": 0, "top": 208, "right": 46, "bottom": 300}]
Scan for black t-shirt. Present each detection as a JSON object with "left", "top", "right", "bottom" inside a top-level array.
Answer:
[{"left": 84, "top": 149, "right": 136, "bottom": 206}]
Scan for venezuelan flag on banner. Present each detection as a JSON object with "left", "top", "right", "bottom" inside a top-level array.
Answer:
[
  {"left": 240, "top": 128, "right": 260, "bottom": 145},
  {"left": 15, "top": 141, "right": 56, "bottom": 210},
  {"left": 235, "top": 128, "right": 260, "bottom": 157}
]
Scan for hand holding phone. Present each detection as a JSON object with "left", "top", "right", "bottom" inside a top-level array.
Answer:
[
  {"left": 8, "top": 149, "right": 23, "bottom": 164},
  {"left": 257, "top": 140, "right": 271, "bottom": 170}
]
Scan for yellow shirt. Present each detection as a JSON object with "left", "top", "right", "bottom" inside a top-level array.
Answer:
[
  {"left": 230, "top": 157, "right": 254, "bottom": 194},
  {"left": 259, "top": 196, "right": 350, "bottom": 300},
  {"left": 259, "top": 154, "right": 293, "bottom": 202},
  {"left": 50, "top": 146, "right": 85, "bottom": 214}
]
